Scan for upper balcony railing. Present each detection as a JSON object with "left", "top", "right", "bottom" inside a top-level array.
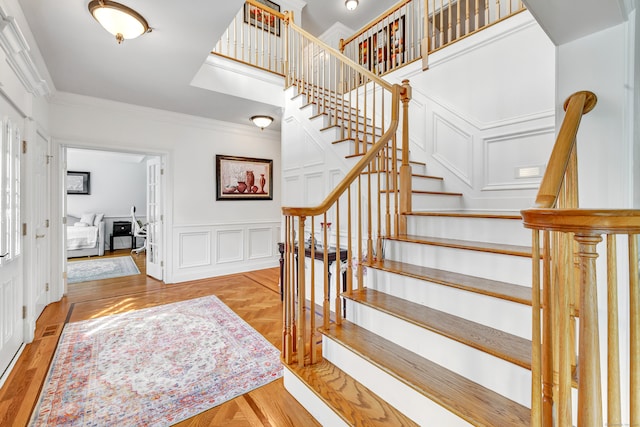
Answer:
[
  {"left": 340, "top": 0, "right": 526, "bottom": 75},
  {"left": 212, "top": 0, "right": 286, "bottom": 75}
]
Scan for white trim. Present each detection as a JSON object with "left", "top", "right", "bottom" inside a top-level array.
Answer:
[
  {"left": 0, "top": 5, "right": 49, "bottom": 96},
  {"left": 50, "top": 92, "right": 281, "bottom": 139}
]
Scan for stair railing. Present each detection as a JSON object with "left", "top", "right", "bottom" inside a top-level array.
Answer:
[
  {"left": 212, "top": 0, "right": 286, "bottom": 75},
  {"left": 281, "top": 15, "right": 413, "bottom": 367},
  {"left": 340, "top": 0, "right": 526, "bottom": 74},
  {"left": 522, "top": 91, "right": 640, "bottom": 426}
]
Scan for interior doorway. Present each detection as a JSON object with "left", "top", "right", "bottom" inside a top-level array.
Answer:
[{"left": 63, "top": 147, "right": 165, "bottom": 287}]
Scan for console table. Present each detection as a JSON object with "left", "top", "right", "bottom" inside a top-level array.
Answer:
[{"left": 277, "top": 242, "right": 348, "bottom": 302}]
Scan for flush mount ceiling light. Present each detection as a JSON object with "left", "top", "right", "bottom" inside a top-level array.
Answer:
[
  {"left": 345, "top": 0, "right": 359, "bottom": 11},
  {"left": 251, "top": 115, "right": 274, "bottom": 130},
  {"left": 88, "top": 0, "right": 150, "bottom": 44}
]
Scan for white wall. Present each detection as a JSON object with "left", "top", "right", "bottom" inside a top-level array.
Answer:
[
  {"left": 386, "top": 11, "right": 556, "bottom": 210},
  {"left": 285, "top": 11, "right": 557, "bottom": 211},
  {"left": 51, "top": 92, "right": 282, "bottom": 283},
  {"left": 557, "top": 23, "right": 634, "bottom": 209}
]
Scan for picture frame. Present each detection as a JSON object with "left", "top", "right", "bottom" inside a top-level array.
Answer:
[
  {"left": 389, "top": 15, "right": 405, "bottom": 68},
  {"left": 216, "top": 155, "right": 273, "bottom": 201},
  {"left": 358, "top": 38, "right": 369, "bottom": 69},
  {"left": 66, "top": 171, "right": 90, "bottom": 195},
  {"left": 244, "top": 0, "right": 281, "bottom": 36}
]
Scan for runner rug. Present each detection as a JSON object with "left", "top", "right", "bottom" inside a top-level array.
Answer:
[
  {"left": 67, "top": 256, "right": 140, "bottom": 284},
  {"left": 29, "top": 295, "right": 283, "bottom": 426}
]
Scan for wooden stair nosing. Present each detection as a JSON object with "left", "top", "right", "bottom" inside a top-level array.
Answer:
[
  {"left": 320, "top": 124, "right": 384, "bottom": 136},
  {"left": 406, "top": 210, "right": 523, "bottom": 220},
  {"left": 380, "top": 189, "right": 463, "bottom": 197},
  {"left": 360, "top": 171, "right": 444, "bottom": 181},
  {"left": 343, "top": 288, "right": 532, "bottom": 369},
  {"left": 364, "top": 259, "right": 532, "bottom": 306},
  {"left": 345, "top": 153, "right": 426, "bottom": 167},
  {"left": 322, "top": 321, "right": 531, "bottom": 427},
  {"left": 310, "top": 111, "right": 371, "bottom": 125},
  {"left": 389, "top": 234, "right": 532, "bottom": 258},
  {"left": 285, "top": 360, "right": 419, "bottom": 427}
]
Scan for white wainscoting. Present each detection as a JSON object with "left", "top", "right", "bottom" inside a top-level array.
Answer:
[{"left": 172, "top": 221, "right": 280, "bottom": 283}]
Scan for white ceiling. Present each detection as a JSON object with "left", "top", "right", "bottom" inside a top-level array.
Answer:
[
  {"left": 16, "top": 0, "right": 634, "bottom": 130},
  {"left": 17, "top": 0, "right": 397, "bottom": 130}
]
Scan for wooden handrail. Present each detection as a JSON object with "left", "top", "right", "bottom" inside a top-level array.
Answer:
[
  {"left": 522, "top": 209, "right": 640, "bottom": 234},
  {"left": 245, "top": 0, "right": 286, "bottom": 20},
  {"left": 286, "top": 19, "right": 395, "bottom": 92},
  {"left": 282, "top": 85, "right": 401, "bottom": 217},
  {"left": 534, "top": 91, "right": 597, "bottom": 208}
]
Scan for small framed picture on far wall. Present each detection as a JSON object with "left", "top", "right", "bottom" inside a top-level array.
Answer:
[{"left": 66, "top": 171, "right": 91, "bottom": 195}]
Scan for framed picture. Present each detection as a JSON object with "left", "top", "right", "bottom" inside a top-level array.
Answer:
[
  {"left": 373, "top": 27, "right": 388, "bottom": 74},
  {"left": 389, "top": 16, "right": 405, "bottom": 68},
  {"left": 216, "top": 155, "right": 273, "bottom": 200},
  {"left": 358, "top": 38, "right": 370, "bottom": 69},
  {"left": 66, "top": 171, "right": 90, "bottom": 195},
  {"left": 244, "top": 0, "right": 281, "bottom": 36}
]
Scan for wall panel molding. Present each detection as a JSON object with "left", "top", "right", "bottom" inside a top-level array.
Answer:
[
  {"left": 482, "top": 126, "right": 555, "bottom": 191},
  {"left": 432, "top": 113, "right": 473, "bottom": 186},
  {"left": 172, "top": 221, "right": 280, "bottom": 283},
  {"left": 177, "top": 230, "right": 211, "bottom": 268}
]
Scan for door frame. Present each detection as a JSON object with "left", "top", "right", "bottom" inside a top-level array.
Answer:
[{"left": 56, "top": 142, "right": 171, "bottom": 294}]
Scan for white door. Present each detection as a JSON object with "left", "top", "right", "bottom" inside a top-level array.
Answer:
[
  {"left": 145, "top": 157, "right": 163, "bottom": 280},
  {"left": 33, "top": 131, "right": 50, "bottom": 317},
  {"left": 0, "top": 115, "right": 24, "bottom": 377}
]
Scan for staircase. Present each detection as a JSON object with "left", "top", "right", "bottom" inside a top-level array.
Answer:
[{"left": 282, "top": 77, "right": 535, "bottom": 426}]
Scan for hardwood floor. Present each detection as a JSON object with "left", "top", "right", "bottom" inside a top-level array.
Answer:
[{"left": 0, "top": 251, "right": 320, "bottom": 426}]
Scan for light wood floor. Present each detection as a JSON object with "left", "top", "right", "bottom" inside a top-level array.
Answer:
[{"left": 0, "top": 250, "right": 320, "bottom": 426}]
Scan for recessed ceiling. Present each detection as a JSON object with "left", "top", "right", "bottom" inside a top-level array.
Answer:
[{"left": 16, "top": 0, "right": 397, "bottom": 131}]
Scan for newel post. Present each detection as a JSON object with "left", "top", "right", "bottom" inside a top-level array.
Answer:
[{"left": 399, "top": 80, "right": 412, "bottom": 235}]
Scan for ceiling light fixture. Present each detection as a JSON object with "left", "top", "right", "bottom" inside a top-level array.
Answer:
[
  {"left": 251, "top": 115, "right": 274, "bottom": 130},
  {"left": 345, "top": 0, "right": 359, "bottom": 11},
  {"left": 88, "top": 0, "right": 150, "bottom": 44}
]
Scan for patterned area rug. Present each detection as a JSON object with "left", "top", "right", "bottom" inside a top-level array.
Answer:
[
  {"left": 29, "top": 295, "right": 283, "bottom": 426},
  {"left": 67, "top": 256, "right": 140, "bottom": 284}
]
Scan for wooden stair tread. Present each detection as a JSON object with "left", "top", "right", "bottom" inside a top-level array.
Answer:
[
  {"left": 320, "top": 124, "right": 383, "bottom": 135},
  {"left": 380, "top": 189, "right": 463, "bottom": 196},
  {"left": 345, "top": 153, "right": 426, "bottom": 166},
  {"left": 360, "top": 171, "right": 443, "bottom": 180},
  {"left": 407, "top": 210, "right": 522, "bottom": 220},
  {"left": 389, "top": 234, "right": 532, "bottom": 258},
  {"left": 286, "top": 360, "right": 419, "bottom": 427},
  {"left": 364, "top": 259, "right": 532, "bottom": 306},
  {"left": 343, "top": 288, "right": 532, "bottom": 369},
  {"left": 322, "top": 321, "right": 531, "bottom": 426}
]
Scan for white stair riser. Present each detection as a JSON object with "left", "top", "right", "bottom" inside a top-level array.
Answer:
[
  {"left": 406, "top": 216, "right": 531, "bottom": 246},
  {"left": 344, "top": 300, "right": 532, "bottom": 407},
  {"left": 383, "top": 240, "right": 531, "bottom": 285},
  {"left": 365, "top": 269, "right": 532, "bottom": 339},
  {"left": 411, "top": 193, "right": 463, "bottom": 210},
  {"left": 283, "top": 368, "right": 349, "bottom": 427},
  {"left": 412, "top": 177, "right": 445, "bottom": 192},
  {"left": 323, "top": 338, "right": 473, "bottom": 427}
]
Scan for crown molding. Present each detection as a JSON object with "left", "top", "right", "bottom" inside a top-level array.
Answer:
[
  {"left": 0, "top": 4, "right": 50, "bottom": 96},
  {"left": 51, "top": 91, "right": 281, "bottom": 139}
]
